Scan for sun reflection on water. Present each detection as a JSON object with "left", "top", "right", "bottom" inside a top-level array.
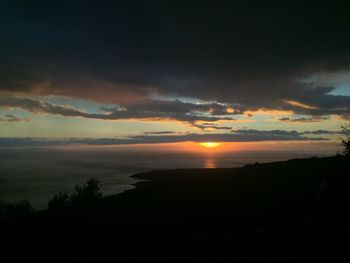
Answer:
[{"left": 204, "top": 158, "right": 216, "bottom": 168}]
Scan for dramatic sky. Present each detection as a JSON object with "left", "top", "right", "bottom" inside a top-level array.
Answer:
[{"left": 0, "top": 0, "right": 349, "bottom": 147}]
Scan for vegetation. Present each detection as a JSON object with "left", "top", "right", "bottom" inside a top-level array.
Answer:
[
  {"left": 48, "top": 178, "right": 102, "bottom": 211},
  {"left": 1, "top": 178, "right": 102, "bottom": 218},
  {"left": 71, "top": 178, "right": 102, "bottom": 205},
  {"left": 0, "top": 200, "right": 33, "bottom": 219},
  {"left": 0, "top": 200, "right": 6, "bottom": 218},
  {"left": 340, "top": 124, "right": 350, "bottom": 157},
  {"left": 1, "top": 157, "right": 350, "bottom": 261},
  {"left": 47, "top": 192, "right": 70, "bottom": 210}
]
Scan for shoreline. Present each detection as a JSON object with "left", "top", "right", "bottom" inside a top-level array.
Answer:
[{"left": 2, "top": 155, "right": 350, "bottom": 262}]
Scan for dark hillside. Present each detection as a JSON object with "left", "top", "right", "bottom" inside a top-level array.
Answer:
[{"left": 1, "top": 156, "right": 349, "bottom": 262}]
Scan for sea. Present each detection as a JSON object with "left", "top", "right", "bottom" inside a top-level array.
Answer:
[{"left": 0, "top": 145, "right": 334, "bottom": 210}]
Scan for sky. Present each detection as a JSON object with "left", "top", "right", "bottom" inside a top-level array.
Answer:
[{"left": 0, "top": 0, "right": 349, "bottom": 149}]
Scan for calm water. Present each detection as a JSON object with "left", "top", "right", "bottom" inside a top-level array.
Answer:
[{"left": 0, "top": 146, "right": 331, "bottom": 209}]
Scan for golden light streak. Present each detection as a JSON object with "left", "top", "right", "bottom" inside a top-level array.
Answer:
[
  {"left": 199, "top": 142, "right": 221, "bottom": 148},
  {"left": 284, "top": 100, "right": 318, "bottom": 110},
  {"left": 245, "top": 109, "right": 294, "bottom": 116}
]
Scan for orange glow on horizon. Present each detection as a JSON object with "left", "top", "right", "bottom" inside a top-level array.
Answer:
[
  {"left": 199, "top": 142, "right": 221, "bottom": 148},
  {"left": 52, "top": 140, "right": 338, "bottom": 154}
]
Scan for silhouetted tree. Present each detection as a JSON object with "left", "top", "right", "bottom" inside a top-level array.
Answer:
[
  {"left": 4, "top": 200, "right": 33, "bottom": 218},
  {"left": 47, "top": 178, "right": 103, "bottom": 211},
  {"left": 70, "top": 178, "right": 103, "bottom": 207},
  {"left": 48, "top": 192, "right": 70, "bottom": 210},
  {"left": 340, "top": 124, "right": 350, "bottom": 157},
  {"left": 0, "top": 200, "right": 7, "bottom": 218}
]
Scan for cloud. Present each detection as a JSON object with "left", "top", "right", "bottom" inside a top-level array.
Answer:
[
  {"left": 144, "top": 131, "right": 178, "bottom": 135},
  {"left": 126, "top": 131, "right": 326, "bottom": 144},
  {"left": 302, "top": 130, "right": 343, "bottom": 135},
  {"left": 1, "top": 1, "right": 350, "bottom": 120},
  {"left": 278, "top": 116, "right": 329, "bottom": 123},
  {"left": 283, "top": 100, "right": 318, "bottom": 110},
  {"left": 0, "top": 114, "right": 30, "bottom": 122},
  {"left": 0, "top": 95, "right": 238, "bottom": 123},
  {"left": 230, "top": 129, "right": 306, "bottom": 140},
  {"left": 0, "top": 96, "right": 94, "bottom": 118},
  {"left": 0, "top": 128, "right": 330, "bottom": 147},
  {"left": 341, "top": 114, "right": 350, "bottom": 121},
  {"left": 191, "top": 122, "right": 233, "bottom": 131}
]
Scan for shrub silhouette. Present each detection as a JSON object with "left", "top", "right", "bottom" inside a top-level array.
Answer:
[
  {"left": 340, "top": 124, "right": 350, "bottom": 157},
  {"left": 3, "top": 200, "right": 33, "bottom": 218},
  {"left": 0, "top": 200, "right": 7, "bottom": 218},
  {"left": 71, "top": 178, "right": 102, "bottom": 204},
  {"left": 47, "top": 178, "right": 103, "bottom": 211},
  {"left": 48, "top": 192, "right": 70, "bottom": 210},
  {"left": 70, "top": 178, "right": 103, "bottom": 208}
]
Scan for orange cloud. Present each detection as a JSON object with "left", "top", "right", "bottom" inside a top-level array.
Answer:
[
  {"left": 284, "top": 100, "right": 318, "bottom": 110},
  {"left": 245, "top": 109, "right": 294, "bottom": 116}
]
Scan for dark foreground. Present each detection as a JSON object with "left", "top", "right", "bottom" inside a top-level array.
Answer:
[{"left": 1, "top": 156, "right": 350, "bottom": 262}]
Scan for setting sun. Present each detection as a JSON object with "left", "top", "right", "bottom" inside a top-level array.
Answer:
[{"left": 199, "top": 142, "right": 221, "bottom": 148}]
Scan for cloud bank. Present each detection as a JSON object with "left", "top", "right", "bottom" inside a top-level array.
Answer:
[
  {"left": 0, "top": 0, "right": 349, "bottom": 121},
  {"left": 0, "top": 128, "right": 331, "bottom": 147}
]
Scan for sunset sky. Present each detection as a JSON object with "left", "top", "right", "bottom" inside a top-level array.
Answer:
[{"left": 1, "top": 1, "right": 349, "bottom": 149}]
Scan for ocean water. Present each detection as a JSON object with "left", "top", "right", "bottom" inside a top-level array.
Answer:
[{"left": 0, "top": 146, "right": 332, "bottom": 209}]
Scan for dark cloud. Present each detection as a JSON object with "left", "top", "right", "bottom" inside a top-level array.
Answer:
[
  {"left": 191, "top": 122, "right": 233, "bottom": 131},
  {"left": 0, "top": 114, "right": 30, "bottom": 122},
  {"left": 0, "top": 95, "right": 238, "bottom": 123},
  {"left": 144, "top": 131, "right": 178, "bottom": 135},
  {"left": 278, "top": 116, "right": 330, "bottom": 123},
  {"left": 302, "top": 130, "right": 342, "bottom": 135},
  {"left": 0, "top": 96, "right": 94, "bottom": 118},
  {"left": 0, "top": 128, "right": 329, "bottom": 147},
  {"left": 230, "top": 129, "right": 301, "bottom": 139},
  {"left": 0, "top": 1, "right": 350, "bottom": 119},
  {"left": 128, "top": 131, "right": 326, "bottom": 144}
]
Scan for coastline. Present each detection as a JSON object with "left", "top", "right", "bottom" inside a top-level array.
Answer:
[{"left": 1, "top": 155, "right": 349, "bottom": 262}]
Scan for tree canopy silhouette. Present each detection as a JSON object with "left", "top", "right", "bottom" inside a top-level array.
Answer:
[
  {"left": 70, "top": 178, "right": 102, "bottom": 206},
  {"left": 47, "top": 192, "right": 70, "bottom": 210},
  {"left": 0, "top": 200, "right": 33, "bottom": 219},
  {"left": 340, "top": 124, "right": 350, "bottom": 157},
  {"left": 48, "top": 178, "right": 103, "bottom": 211}
]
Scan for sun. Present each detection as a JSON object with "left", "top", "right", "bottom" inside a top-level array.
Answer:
[{"left": 199, "top": 142, "right": 221, "bottom": 148}]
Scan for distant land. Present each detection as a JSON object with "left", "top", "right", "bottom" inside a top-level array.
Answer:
[{"left": 1, "top": 155, "right": 349, "bottom": 262}]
